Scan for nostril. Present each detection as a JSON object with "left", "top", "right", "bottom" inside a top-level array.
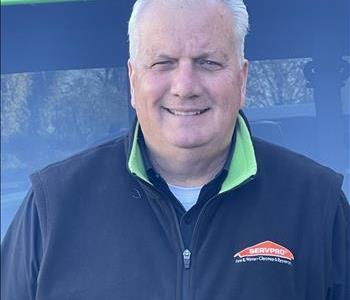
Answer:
[
  {"left": 171, "top": 84, "right": 201, "bottom": 100},
  {"left": 173, "top": 94, "right": 200, "bottom": 101}
]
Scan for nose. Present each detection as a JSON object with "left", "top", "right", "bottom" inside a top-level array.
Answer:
[{"left": 170, "top": 61, "right": 201, "bottom": 100}]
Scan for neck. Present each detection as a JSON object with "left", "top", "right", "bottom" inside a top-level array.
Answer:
[{"left": 146, "top": 142, "right": 231, "bottom": 187}]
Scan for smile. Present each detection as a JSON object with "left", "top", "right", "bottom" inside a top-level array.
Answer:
[{"left": 164, "top": 107, "right": 210, "bottom": 116}]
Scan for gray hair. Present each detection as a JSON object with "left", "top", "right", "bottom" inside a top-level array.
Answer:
[{"left": 128, "top": 0, "right": 249, "bottom": 65}]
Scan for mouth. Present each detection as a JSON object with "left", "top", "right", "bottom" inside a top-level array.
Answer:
[{"left": 163, "top": 107, "right": 210, "bottom": 116}]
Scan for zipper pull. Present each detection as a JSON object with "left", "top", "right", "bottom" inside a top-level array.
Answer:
[{"left": 183, "top": 249, "right": 191, "bottom": 269}]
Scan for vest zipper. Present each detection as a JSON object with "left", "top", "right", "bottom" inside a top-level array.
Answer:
[
  {"left": 134, "top": 177, "right": 191, "bottom": 300},
  {"left": 179, "top": 175, "right": 254, "bottom": 300},
  {"left": 134, "top": 174, "right": 255, "bottom": 300},
  {"left": 168, "top": 203, "right": 192, "bottom": 300},
  {"left": 189, "top": 175, "right": 255, "bottom": 251},
  {"left": 183, "top": 249, "right": 191, "bottom": 269}
]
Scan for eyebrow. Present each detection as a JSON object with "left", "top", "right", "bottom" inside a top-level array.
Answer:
[
  {"left": 195, "top": 52, "right": 228, "bottom": 61},
  {"left": 150, "top": 50, "right": 228, "bottom": 60},
  {"left": 152, "top": 54, "right": 175, "bottom": 60}
]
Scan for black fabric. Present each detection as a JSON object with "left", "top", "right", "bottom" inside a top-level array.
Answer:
[
  {"left": 137, "top": 128, "right": 235, "bottom": 248},
  {"left": 1, "top": 133, "right": 349, "bottom": 300},
  {"left": 145, "top": 167, "right": 228, "bottom": 249}
]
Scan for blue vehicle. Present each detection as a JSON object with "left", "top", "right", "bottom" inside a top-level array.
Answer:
[{"left": 1, "top": 0, "right": 349, "bottom": 239}]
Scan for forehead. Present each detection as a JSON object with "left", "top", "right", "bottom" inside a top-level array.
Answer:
[{"left": 137, "top": 1, "right": 235, "bottom": 58}]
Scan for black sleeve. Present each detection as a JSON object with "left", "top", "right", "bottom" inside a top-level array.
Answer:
[
  {"left": 1, "top": 188, "right": 43, "bottom": 300},
  {"left": 328, "top": 191, "right": 350, "bottom": 300}
]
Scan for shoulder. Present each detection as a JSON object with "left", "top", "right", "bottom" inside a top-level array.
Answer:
[
  {"left": 252, "top": 137, "right": 343, "bottom": 188},
  {"left": 251, "top": 137, "right": 345, "bottom": 216},
  {"left": 31, "top": 135, "right": 127, "bottom": 183},
  {"left": 251, "top": 137, "right": 348, "bottom": 237},
  {"left": 28, "top": 135, "right": 131, "bottom": 205},
  {"left": 27, "top": 135, "right": 132, "bottom": 232}
]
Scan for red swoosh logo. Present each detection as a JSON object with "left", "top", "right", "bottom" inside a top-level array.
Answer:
[{"left": 234, "top": 241, "right": 294, "bottom": 261}]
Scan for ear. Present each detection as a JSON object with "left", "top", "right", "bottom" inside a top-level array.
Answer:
[
  {"left": 239, "top": 59, "right": 249, "bottom": 109},
  {"left": 128, "top": 59, "right": 136, "bottom": 109}
]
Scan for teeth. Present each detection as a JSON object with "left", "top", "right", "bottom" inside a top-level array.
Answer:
[{"left": 167, "top": 109, "right": 207, "bottom": 116}]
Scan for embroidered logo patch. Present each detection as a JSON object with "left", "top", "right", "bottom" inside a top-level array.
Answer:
[{"left": 234, "top": 240, "right": 294, "bottom": 266}]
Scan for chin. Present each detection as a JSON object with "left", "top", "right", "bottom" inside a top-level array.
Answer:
[{"left": 169, "top": 134, "right": 210, "bottom": 149}]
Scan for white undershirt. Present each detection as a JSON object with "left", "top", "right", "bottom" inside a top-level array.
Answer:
[{"left": 168, "top": 184, "right": 203, "bottom": 211}]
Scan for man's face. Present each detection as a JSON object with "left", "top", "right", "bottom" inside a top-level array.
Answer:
[{"left": 128, "top": 2, "right": 248, "bottom": 154}]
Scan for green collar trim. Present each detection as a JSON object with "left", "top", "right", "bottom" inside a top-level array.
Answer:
[
  {"left": 128, "top": 114, "right": 257, "bottom": 191},
  {"left": 219, "top": 114, "right": 257, "bottom": 193},
  {"left": 128, "top": 123, "right": 152, "bottom": 185}
]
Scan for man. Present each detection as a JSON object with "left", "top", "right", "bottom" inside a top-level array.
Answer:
[{"left": 2, "top": 0, "right": 349, "bottom": 299}]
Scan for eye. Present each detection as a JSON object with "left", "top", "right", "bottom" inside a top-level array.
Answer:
[
  {"left": 151, "top": 60, "right": 175, "bottom": 71},
  {"left": 198, "top": 59, "right": 223, "bottom": 71}
]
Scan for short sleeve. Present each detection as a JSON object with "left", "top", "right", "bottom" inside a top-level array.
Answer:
[{"left": 1, "top": 188, "right": 43, "bottom": 300}]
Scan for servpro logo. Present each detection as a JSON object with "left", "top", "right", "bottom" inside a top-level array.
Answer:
[{"left": 234, "top": 241, "right": 294, "bottom": 266}]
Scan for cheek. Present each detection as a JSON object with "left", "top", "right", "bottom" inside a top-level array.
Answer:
[
  {"left": 135, "top": 74, "right": 169, "bottom": 108},
  {"left": 208, "top": 78, "right": 241, "bottom": 109}
]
